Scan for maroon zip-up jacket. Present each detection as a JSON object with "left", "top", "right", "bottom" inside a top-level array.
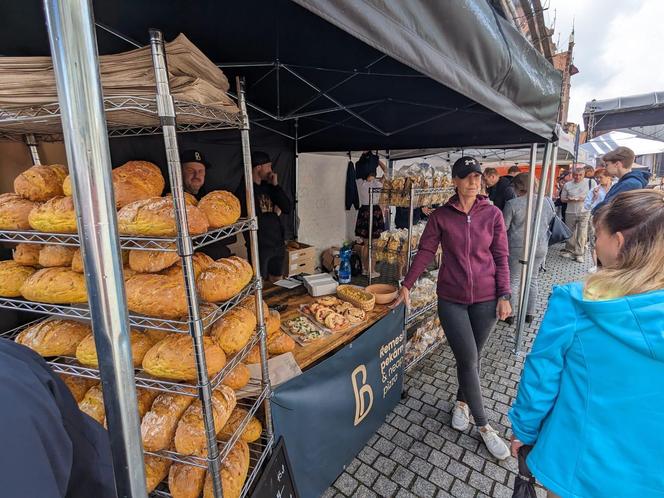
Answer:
[{"left": 402, "top": 195, "right": 510, "bottom": 304}]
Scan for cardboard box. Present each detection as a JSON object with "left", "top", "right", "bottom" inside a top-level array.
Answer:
[
  {"left": 302, "top": 273, "right": 338, "bottom": 297},
  {"left": 285, "top": 241, "right": 317, "bottom": 277}
]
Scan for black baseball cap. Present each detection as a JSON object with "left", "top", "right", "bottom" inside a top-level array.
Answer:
[
  {"left": 452, "top": 156, "right": 482, "bottom": 178},
  {"left": 251, "top": 151, "right": 271, "bottom": 168},
  {"left": 180, "top": 149, "right": 210, "bottom": 169}
]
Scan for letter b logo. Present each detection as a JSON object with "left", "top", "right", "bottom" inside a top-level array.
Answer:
[{"left": 351, "top": 365, "right": 373, "bottom": 426}]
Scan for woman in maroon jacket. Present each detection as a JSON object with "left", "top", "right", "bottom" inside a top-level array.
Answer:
[{"left": 394, "top": 156, "right": 512, "bottom": 460}]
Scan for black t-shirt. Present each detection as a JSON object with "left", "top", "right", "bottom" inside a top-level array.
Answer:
[{"left": 238, "top": 180, "right": 292, "bottom": 250}]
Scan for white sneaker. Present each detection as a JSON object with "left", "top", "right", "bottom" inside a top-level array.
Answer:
[
  {"left": 451, "top": 402, "right": 470, "bottom": 431},
  {"left": 588, "top": 266, "right": 598, "bottom": 273},
  {"left": 560, "top": 252, "right": 574, "bottom": 259},
  {"left": 479, "top": 425, "right": 510, "bottom": 460}
]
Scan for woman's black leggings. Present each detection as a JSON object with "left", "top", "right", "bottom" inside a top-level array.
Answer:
[{"left": 437, "top": 299, "right": 497, "bottom": 427}]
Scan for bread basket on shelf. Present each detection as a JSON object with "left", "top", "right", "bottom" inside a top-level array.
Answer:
[{"left": 336, "top": 284, "right": 376, "bottom": 311}]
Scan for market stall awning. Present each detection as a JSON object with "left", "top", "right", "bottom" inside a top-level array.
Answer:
[
  {"left": 580, "top": 130, "right": 664, "bottom": 163},
  {"left": 583, "top": 91, "right": 664, "bottom": 136},
  {"left": 0, "top": 0, "right": 562, "bottom": 152}
]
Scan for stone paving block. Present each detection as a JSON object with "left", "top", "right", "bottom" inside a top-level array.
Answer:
[
  {"left": 462, "top": 450, "right": 485, "bottom": 472},
  {"left": 373, "top": 475, "right": 399, "bottom": 497},
  {"left": 393, "top": 404, "right": 410, "bottom": 418},
  {"left": 441, "top": 440, "right": 464, "bottom": 459},
  {"left": 423, "top": 431, "right": 445, "bottom": 450},
  {"left": 429, "top": 467, "right": 454, "bottom": 490},
  {"left": 358, "top": 445, "right": 380, "bottom": 464},
  {"left": 355, "top": 463, "right": 380, "bottom": 487},
  {"left": 469, "top": 470, "right": 494, "bottom": 494},
  {"left": 450, "top": 479, "right": 477, "bottom": 498},
  {"left": 372, "top": 438, "right": 395, "bottom": 458},
  {"left": 458, "top": 433, "right": 480, "bottom": 452},
  {"left": 484, "top": 461, "right": 508, "bottom": 483},
  {"left": 390, "top": 415, "right": 411, "bottom": 432},
  {"left": 333, "top": 473, "right": 359, "bottom": 495},
  {"left": 428, "top": 448, "right": 451, "bottom": 469},
  {"left": 320, "top": 487, "right": 337, "bottom": 498},
  {"left": 435, "top": 490, "right": 454, "bottom": 498},
  {"left": 377, "top": 422, "right": 398, "bottom": 439},
  {"left": 412, "top": 476, "right": 438, "bottom": 498},
  {"left": 410, "top": 456, "right": 433, "bottom": 478},
  {"left": 393, "top": 431, "right": 414, "bottom": 450},
  {"left": 394, "top": 488, "right": 418, "bottom": 498},
  {"left": 405, "top": 397, "right": 423, "bottom": 411},
  {"left": 406, "top": 410, "right": 426, "bottom": 425},
  {"left": 406, "top": 424, "right": 427, "bottom": 441},
  {"left": 390, "top": 445, "right": 414, "bottom": 466},
  {"left": 409, "top": 440, "right": 432, "bottom": 460},
  {"left": 422, "top": 416, "right": 443, "bottom": 433},
  {"left": 447, "top": 460, "right": 471, "bottom": 480},
  {"left": 392, "top": 465, "right": 415, "bottom": 488},
  {"left": 493, "top": 481, "right": 513, "bottom": 498},
  {"left": 346, "top": 457, "right": 361, "bottom": 474},
  {"left": 373, "top": 455, "right": 397, "bottom": 476}
]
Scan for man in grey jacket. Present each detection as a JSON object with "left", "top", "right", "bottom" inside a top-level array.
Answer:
[{"left": 561, "top": 169, "right": 596, "bottom": 262}]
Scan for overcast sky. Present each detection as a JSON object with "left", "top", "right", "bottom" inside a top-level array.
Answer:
[{"left": 546, "top": 0, "right": 664, "bottom": 128}]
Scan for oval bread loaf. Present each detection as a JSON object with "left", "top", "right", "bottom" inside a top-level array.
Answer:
[
  {"left": 16, "top": 318, "right": 91, "bottom": 357},
  {"left": 160, "top": 252, "right": 215, "bottom": 279},
  {"left": 71, "top": 248, "right": 130, "bottom": 273},
  {"left": 245, "top": 345, "right": 261, "bottom": 364},
  {"left": 222, "top": 362, "right": 250, "bottom": 390},
  {"left": 211, "top": 306, "right": 256, "bottom": 355},
  {"left": 219, "top": 407, "right": 262, "bottom": 443},
  {"left": 20, "top": 267, "right": 87, "bottom": 303},
  {"left": 78, "top": 384, "right": 105, "bottom": 425},
  {"left": 168, "top": 462, "right": 206, "bottom": 498},
  {"left": 125, "top": 272, "right": 188, "bottom": 318},
  {"left": 203, "top": 440, "right": 250, "bottom": 498},
  {"left": 145, "top": 454, "right": 173, "bottom": 494},
  {"left": 198, "top": 190, "right": 241, "bottom": 228},
  {"left": 0, "top": 193, "right": 38, "bottom": 230},
  {"left": 13, "top": 243, "right": 42, "bottom": 266},
  {"left": 14, "top": 164, "right": 67, "bottom": 201},
  {"left": 267, "top": 331, "right": 295, "bottom": 355},
  {"left": 0, "top": 260, "right": 36, "bottom": 297},
  {"left": 141, "top": 391, "right": 196, "bottom": 452},
  {"left": 59, "top": 374, "right": 98, "bottom": 403},
  {"left": 128, "top": 245, "right": 180, "bottom": 273},
  {"left": 142, "top": 334, "right": 226, "bottom": 381},
  {"left": 38, "top": 245, "right": 75, "bottom": 267},
  {"left": 117, "top": 197, "right": 209, "bottom": 236},
  {"left": 266, "top": 309, "right": 281, "bottom": 337},
  {"left": 75, "top": 329, "right": 154, "bottom": 367},
  {"left": 28, "top": 196, "right": 77, "bottom": 233},
  {"left": 197, "top": 256, "right": 253, "bottom": 303}
]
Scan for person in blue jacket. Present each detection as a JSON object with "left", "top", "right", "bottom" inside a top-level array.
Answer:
[
  {"left": 509, "top": 189, "right": 664, "bottom": 498},
  {"left": 591, "top": 146, "right": 651, "bottom": 214}
]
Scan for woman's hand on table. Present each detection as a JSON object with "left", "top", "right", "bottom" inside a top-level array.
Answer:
[
  {"left": 390, "top": 286, "right": 410, "bottom": 309},
  {"left": 496, "top": 299, "right": 512, "bottom": 320}
]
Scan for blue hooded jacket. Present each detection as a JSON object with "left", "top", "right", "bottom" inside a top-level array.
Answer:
[
  {"left": 509, "top": 282, "right": 664, "bottom": 498},
  {"left": 591, "top": 170, "right": 651, "bottom": 214}
]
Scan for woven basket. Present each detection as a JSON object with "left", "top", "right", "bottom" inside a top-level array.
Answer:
[{"left": 337, "top": 285, "right": 376, "bottom": 311}]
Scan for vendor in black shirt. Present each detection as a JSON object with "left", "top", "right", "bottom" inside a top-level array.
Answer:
[{"left": 239, "top": 151, "right": 292, "bottom": 282}]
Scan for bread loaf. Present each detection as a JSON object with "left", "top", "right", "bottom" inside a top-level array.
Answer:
[
  {"left": 198, "top": 190, "right": 241, "bottom": 228},
  {"left": 143, "top": 328, "right": 171, "bottom": 344},
  {"left": 38, "top": 245, "right": 75, "bottom": 267},
  {"left": 239, "top": 295, "right": 268, "bottom": 318},
  {"left": 0, "top": 193, "right": 38, "bottom": 230},
  {"left": 125, "top": 273, "right": 187, "bottom": 318},
  {"left": 28, "top": 196, "right": 77, "bottom": 233},
  {"left": 219, "top": 407, "right": 262, "bottom": 443},
  {"left": 197, "top": 257, "right": 253, "bottom": 303},
  {"left": 142, "top": 335, "right": 226, "bottom": 381},
  {"left": 20, "top": 267, "right": 87, "bottom": 303},
  {"left": 136, "top": 388, "right": 160, "bottom": 419},
  {"left": 13, "top": 243, "right": 41, "bottom": 266},
  {"left": 0, "top": 260, "right": 36, "bottom": 297},
  {"left": 141, "top": 391, "right": 196, "bottom": 452},
  {"left": 14, "top": 164, "right": 67, "bottom": 201},
  {"left": 117, "top": 197, "right": 209, "bottom": 236},
  {"left": 160, "top": 252, "right": 214, "bottom": 279},
  {"left": 75, "top": 329, "right": 154, "bottom": 368},
  {"left": 266, "top": 309, "right": 281, "bottom": 337},
  {"left": 174, "top": 386, "right": 236, "bottom": 455},
  {"left": 245, "top": 345, "right": 261, "bottom": 364},
  {"left": 222, "top": 362, "right": 250, "bottom": 390},
  {"left": 211, "top": 306, "right": 256, "bottom": 355},
  {"left": 59, "top": 374, "right": 97, "bottom": 403},
  {"left": 128, "top": 245, "right": 179, "bottom": 273},
  {"left": 165, "top": 191, "right": 199, "bottom": 206},
  {"left": 168, "top": 462, "right": 206, "bottom": 498},
  {"left": 267, "top": 331, "right": 295, "bottom": 355},
  {"left": 71, "top": 248, "right": 130, "bottom": 273},
  {"left": 79, "top": 384, "right": 105, "bottom": 425},
  {"left": 16, "top": 318, "right": 91, "bottom": 357},
  {"left": 145, "top": 454, "right": 172, "bottom": 494},
  {"left": 202, "top": 440, "right": 250, "bottom": 498}
]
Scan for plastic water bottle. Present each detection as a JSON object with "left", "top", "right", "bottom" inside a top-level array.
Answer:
[{"left": 338, "top": 245, "right": 351, "bottom": 284}]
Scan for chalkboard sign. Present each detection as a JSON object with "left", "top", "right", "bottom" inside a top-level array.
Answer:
[{"left": 250, "top": 437, "right": 299, "bottom": 498}]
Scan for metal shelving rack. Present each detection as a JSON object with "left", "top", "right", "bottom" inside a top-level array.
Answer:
[
  {"left": 0, "top": 20, "right": 272, "bottom": 498},
  {"left": 367, "top": 184, "right": 454, "bottom": 370}
]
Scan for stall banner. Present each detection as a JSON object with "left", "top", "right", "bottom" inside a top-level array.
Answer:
[{"left": 271, "top": 305, "right": 406, "bottom": 498}]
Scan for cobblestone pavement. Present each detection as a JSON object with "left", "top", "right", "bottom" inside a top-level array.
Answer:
[{"left": 325, "top": 246, "right": 591, "bottom": 498}]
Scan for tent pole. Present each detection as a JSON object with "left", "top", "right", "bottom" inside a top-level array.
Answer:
[
  {"left": 294, "top": 118, "right": 299, "bottom": 240},
  {"left": 515, "top": 141, "right": 553, "bottom": 354},
  {"left": 513, "top": 144, "right": 538, "bottom": 355},
  {"left": 548, "top": 141, "right": 559, "bottom": 198},
  {"left": 43, "top": 1, "right": 146, "bottom": 496}
]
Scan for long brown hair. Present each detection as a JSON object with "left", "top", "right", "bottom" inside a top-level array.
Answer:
[{"left": 586, "top": 189, "right": 664, "bottom": 299}]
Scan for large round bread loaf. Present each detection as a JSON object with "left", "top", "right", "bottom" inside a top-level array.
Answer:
[
  {"left": 168, "top": 461, "right": 206, "bottom": 498},
  {"left": 165, "top": 191, "right": 199, "bottom": 206},
  {"left": 20, "top": 267, "right": 87, "bottom": 303},
  {"left": 222, "top": 362, "right": 251, "bottom": 390},
  {"left": 0, "top": 193, "right": 38, "bottom": 230},
  {"left": 141, "top": 391, "right": 196, "bottom": 452},
  {"left": 78, "top": 384, "right": 105, "bottom": 425},
  {"left": 117, "top": 197, "right": 209, "bottom": 236},
  {"left": 125, "top": 272, "right": 187, "bottom": 318},
  {"left": 197, "top": 256, "right": 253, "bottom": 303},
  {"left": 38, "top": 245, "right": 75, "bottom": 267},
  {"left": 0, "top": 260, "right": 37, "bottom": 297},
  {"left": 59, "top": 374, "right": 97, "bottom": 403},
  {"left": 145, "top": 454, "right": 172, "bottom": 494},
  {"left": 14, "top": 164, "right": 68, "bottom": 201},
  {"left": 174, "top": 386, "right": 236, "bottom": 455},
  {"left": 198, "top": 190, "right": 241, "bottom": 228},
  {"left": 128, "top": 245, "right": 180, "bottom": 273},
  {"left": 16, "top": 318, "right": 90, "bottom": 356},
  {"left": 13, "top": 243, "right": 41, "bottom": 266},
  {"left": 203, "top": 440, "right": 250, "bottom": 498},
  {"left": 28, "top": 196, "right": 77, "bottom": 233},
  {"left": 211, "top": 306, "right": 256, "bottom": 355},
  {"left": 219, "top": 407, "right": 262, "bottom": 443},
  {"left": 267, "top": 331, "right": 295, "bottom": 355},
  {"left": 239, "top": 295, "right": 268, "bottom": 318},
  {"left": 75, "top": 329, "right": 154, "bottom": 367},
  {"left": 160, "top": 252, "right": 215, "bottom": 279},
  {"left": 142, "top": 334, "right": 226, "bottom": 381}
]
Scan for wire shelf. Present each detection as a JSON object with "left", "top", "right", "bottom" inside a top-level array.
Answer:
[
  {"left": 0, "top": 218, "right": 255, "bottom": 251},
  {"left": 0, "top": 279, "right": 258, "bottom": 333},
  {"left": 405, "top": 336, "right": 446, "bottom": 372},
  {"left": 0, "top": 96, "right": 243, "bottom": 140},
  {"left": 405, "top": 301, "right": 437, "bottom": 325}
]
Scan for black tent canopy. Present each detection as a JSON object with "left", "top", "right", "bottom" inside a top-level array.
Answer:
[
  {"left": 1, "top": 0, "right": 561, "bottom": 152},
  {"left": 583, "top": 91, "right": 664, "bottom": 139}
]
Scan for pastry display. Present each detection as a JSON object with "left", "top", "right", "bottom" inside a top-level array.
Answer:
[
  {"left": 202, "top": 440, "right": 250, "bottom": 498},
  {"left": 16, "top": 318, "right": 91, "bottom": 357},
  {"left": 222, "top": 362, "right": 250, "bottom": 390},
  {"left": 59, "top": 375, "right": 97, "bottom": 403},
  {"left": 197, "top": 256, "right": 253, "bottom": 303},
  {"left": 28, "top": 196, "right": 77, "bottom": 233},
  {"left": 336, "top": 285, "right": 375, "bottom": 311},
  {"left": 141, "top": 391, "right": 196, "bottom": 452},
  {"left": 142, "top": 334, "right": 226, "bottom": 381},
  {"left": 125, "top": 272, "right": 187, "bottom": 318},
  {"left": 211, "top": 306, "right": 256, "bottom": 355},
  {"left": 267, "top": 331, "right": 296, "bottom": 355},
  {"left": 117, "top": 197, "right": 209, "bottom": 236},
  {"left": 0, "top": 193, "right": 38, "bottom": 230},
  {"left": 174, "top": 386, "right": 236, "bottom": 455},
  {"left": 409, "top": 274, "right": 437, "bottom": 310},
  {"left": 128, "top": 245, "right": 179, "bottom": 273},
  {"left": 374, "top": 224, "right": 427, "bottom": 264},
  {"left": 145, "top": 454, "right": 173, "bottom": 494},
  {"left": 38, "top": 245, "right": 76, "bottom": 267},
  {"left": 378, "top": 163, "right": 453, "bottom": 207},
  {"left": 13, "top": 243, "right": 41, "bottom": 266},
  {"left": 20, "top": 267, "right": 87, "bottom": 303},
  {"left": 75, "top": 329, "right": 154, "bottom": 368},
  {"left": 282, "top": 316, "right": 328, "bottom": 345},
  {"left": 198, "top": 190, "right": 241, "bottom": 228},
  {"left": 168, "top": 460, "right": 206, "bottom": 498},
  {"left": 301, "top": 296, "right": 367, "bottom": 331},
  {"left": 219, "top": 407, "right": 263, "bottom": 443},
  {"left": 78, "top": 384, "right": 105, "bottom": 425},
  {"left": 14, "top": 164, "right": 68, "bottom": 202},
  {"left": 405, "top": 315, "right": 446, "bottom": 365},
  {"left": 0, "top": 260, "right": 36, "bottom": 297}
]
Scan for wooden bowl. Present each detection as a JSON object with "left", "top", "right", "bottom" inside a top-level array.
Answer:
[{"left": 365, "top": 284, "right": 398, "bottom": 305}]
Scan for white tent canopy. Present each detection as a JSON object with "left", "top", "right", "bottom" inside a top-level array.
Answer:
[{"left": 580, "top": 130, "right": 664, "bottom": 164}]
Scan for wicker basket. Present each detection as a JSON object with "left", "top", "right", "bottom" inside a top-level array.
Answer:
[{"left": 337, "top": 285, "right": 376, "bottom": 311}]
